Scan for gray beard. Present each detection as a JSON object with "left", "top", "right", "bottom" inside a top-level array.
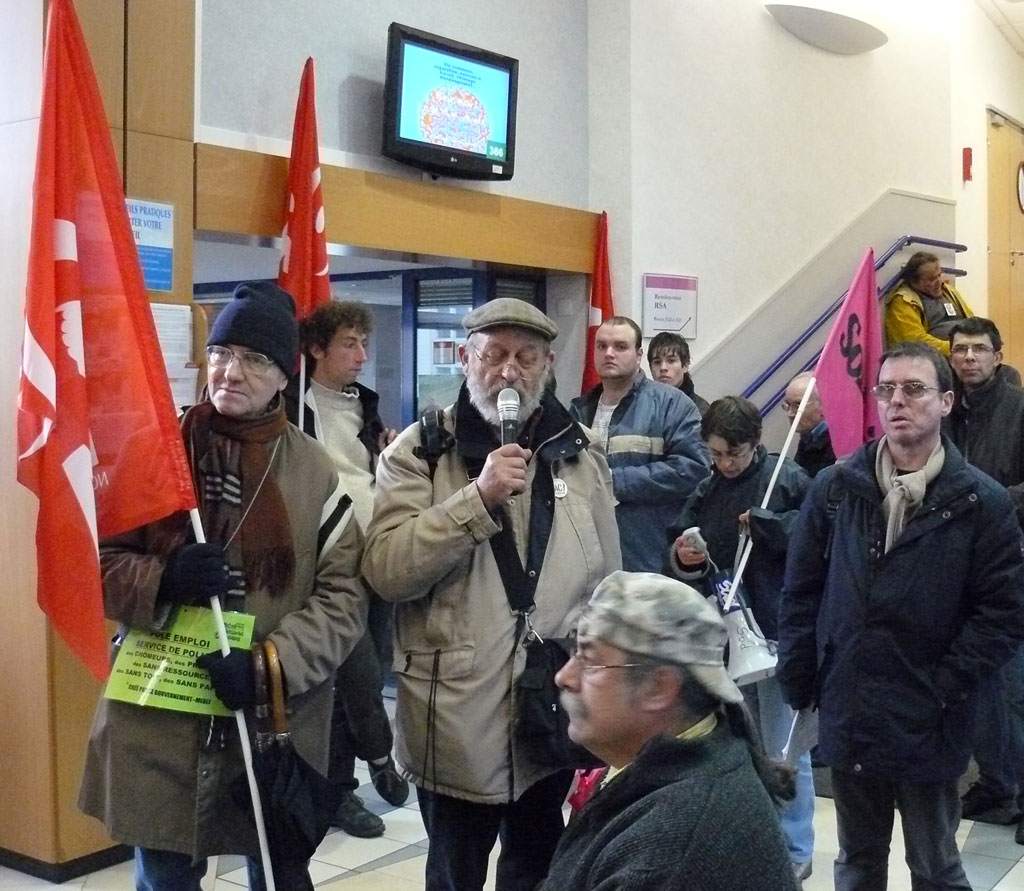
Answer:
[{"left": 466, "top": 368, "right": 549, "bottom": 428}]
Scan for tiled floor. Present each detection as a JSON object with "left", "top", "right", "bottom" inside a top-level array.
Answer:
[{"left": 2, "top": 787, "right": 1024, "bottom": 890}]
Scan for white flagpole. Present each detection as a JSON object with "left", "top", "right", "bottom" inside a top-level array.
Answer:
[
  {"left": 298, "top": 353, "right": 308, "bottom": 434},
  {"left": 189, "top": 508, "right": 277, "bottom": 891},
  {"left": 722, "top": 377, "right": 817, "bottom": 612}
]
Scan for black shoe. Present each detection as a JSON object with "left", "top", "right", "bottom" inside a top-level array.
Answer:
[
  {"left": 370, "top": 756, "right": 410, "bottom": 806},
  {"left": 1016, "top": 819, "right": 1024, "bottom": 845},
  {"left": 332, "top": 792, "right": 385, "bottom": 838},
  {"left": 960, "top": 783, "right": 1021, "bottom": 824}
]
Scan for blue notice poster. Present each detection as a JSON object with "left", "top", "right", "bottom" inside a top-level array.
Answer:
[
  {"left": 399, "top": 42, "right": 510, "bottom": 161},
  {"left": 126, "top": 198, "right": 174, "bottom": 292}
]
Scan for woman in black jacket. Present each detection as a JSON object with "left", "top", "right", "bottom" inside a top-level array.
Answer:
[{"left": 667, "top": 396, "right": 814, "bottom": 882}]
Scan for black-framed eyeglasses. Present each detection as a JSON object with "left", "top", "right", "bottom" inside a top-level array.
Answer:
[
  {"left": 870, "top": 382, "right": 939, "bottom": 402},
  {"left": 206, "top": 345, "right": 276, "bottom": 377},
  {"left": 950, "top": 343, "right": 995, "bottom": 357}
]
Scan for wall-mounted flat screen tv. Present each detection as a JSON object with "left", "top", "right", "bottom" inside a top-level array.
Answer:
[{"left": 382, "top": 22, "right": 518, "bottom": 181}]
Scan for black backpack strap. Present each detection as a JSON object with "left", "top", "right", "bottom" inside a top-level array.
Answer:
[
  {"left": 823, "top": 477, "right": 845, "bottom": 561},
  {"left": 414, "top": 410, "right": 455, "bottom": 481}
]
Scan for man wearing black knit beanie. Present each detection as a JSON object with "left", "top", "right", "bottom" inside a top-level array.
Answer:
[{"left": 80, "top": 280, "right": 369, "bottom": 891}]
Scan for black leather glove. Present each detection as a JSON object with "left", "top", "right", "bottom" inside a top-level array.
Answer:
[
  {"left": 196, "top": 648, "right": 256, "bottom": 711},
  {"left": 158, "top": 543, "right": 230, "bottom": 605}
]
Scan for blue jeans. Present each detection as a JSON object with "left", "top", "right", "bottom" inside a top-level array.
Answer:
[
  {"left": 972, "top": 643, "right": 1024, "bottom": 801},
  {"left": 831, "top": 769, "right": 970, "bottom": 891},
  {"left": 744, "top": 676, "right": 815, "bottom": 863},
  {"left": 134, "top": 849, "right": 206, "bottom": 891}
]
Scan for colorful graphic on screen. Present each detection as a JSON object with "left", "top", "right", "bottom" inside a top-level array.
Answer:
[{"left": 399, "top": 41, "right": 510, "bottom": 162}]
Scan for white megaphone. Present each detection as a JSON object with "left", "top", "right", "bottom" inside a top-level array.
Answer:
[
  {"left": 721, "top": 602, "right": 777, "bottom": 686},
  {"left": 680, "top": 526, "right": 777, "bottom": 686}
]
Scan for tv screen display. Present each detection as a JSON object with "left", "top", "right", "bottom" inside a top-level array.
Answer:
[{"left": 382, "top": 23, "right": 518, "bottom": 181}]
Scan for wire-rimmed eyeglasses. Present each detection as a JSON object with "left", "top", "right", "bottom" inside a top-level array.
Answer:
[
  {"left": 870, "top": 382, "right": 939, "bottom": 402},
  {"left": 207, "top": 345, "right": 276, "bottom": 377}
]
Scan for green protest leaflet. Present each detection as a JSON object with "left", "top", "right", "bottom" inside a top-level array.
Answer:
[{"left": 105, "top": 605, "right": 255, "bottom": 717}]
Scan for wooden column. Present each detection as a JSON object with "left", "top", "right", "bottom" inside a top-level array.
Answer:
[{"left": 0, "top": 2, "right": 194, "bottom": 879}]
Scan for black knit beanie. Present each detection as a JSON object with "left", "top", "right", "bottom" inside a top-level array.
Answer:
[{"left": 208, "top": 281, "right": 299, "bottom": 375}]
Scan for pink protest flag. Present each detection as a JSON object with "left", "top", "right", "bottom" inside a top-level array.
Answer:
[
  {"left": 17, "top": 0, "right": 197, "bottom": 680},
  {"left": 814, "top": 248, "right": 884, "bottom": 457}
]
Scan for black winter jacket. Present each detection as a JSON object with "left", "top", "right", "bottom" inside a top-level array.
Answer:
[
  {"left": 778, "top": 438, "right": 1024, "bottom": 783},
  {"left": 947, "top": 371, "right": 1024, "bottom": 521},
  {"left": 668, "top": 447, "right": 810, "bottom": 640},
  {"left": 795, "top": 424, "right": 836, "bottom": 479},
  {"left": 536, "top": 725, "right": 798, "bottom": 891}
]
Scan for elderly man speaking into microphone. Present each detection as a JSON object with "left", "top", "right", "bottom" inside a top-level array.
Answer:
[{"left": 363, "top": 298, "right": 621, "bottom": 891}]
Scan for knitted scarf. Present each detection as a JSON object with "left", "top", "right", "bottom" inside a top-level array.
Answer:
[
  {"left": 873, "top": 436, "right": 945, "bottom": 553},
  {"left": 181, "top": 398, "right": 294, "bottom": 597}
]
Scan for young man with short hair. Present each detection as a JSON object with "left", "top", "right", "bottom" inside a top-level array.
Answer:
[
  {"left": 647, "top": 331, "right": 709, "bottom": 415},
  {"left": 570, "top": 317, "right": 708, "bottom": 573},
  {"left": 285, "top": 300, "right": 408, "bottom": 838}
]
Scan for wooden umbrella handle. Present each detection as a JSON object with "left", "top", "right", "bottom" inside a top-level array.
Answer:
[{"left": 263, "top": 639, "right": 288, "bottom": 736}]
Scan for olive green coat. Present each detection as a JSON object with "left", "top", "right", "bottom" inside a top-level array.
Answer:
[{"left": 78, "top": 424, "right": 367, "bottom": 859}]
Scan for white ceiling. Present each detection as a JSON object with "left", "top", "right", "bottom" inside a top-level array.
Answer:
[{"left": 975, "top": 0, "right": 1024, "bottom": 55}]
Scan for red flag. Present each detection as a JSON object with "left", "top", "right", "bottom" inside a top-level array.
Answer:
[
  {"left": 582, "top": 211, "right": 616, "bottom": 393},
  {"left": 814, "top": 248, "right": 884, "bottom": 457},
  {"left": 278, "top": 57, "right": 330, "bottom": 320},
  {"left": 17, "top": 0, "right": 197, "bottom": 681}
]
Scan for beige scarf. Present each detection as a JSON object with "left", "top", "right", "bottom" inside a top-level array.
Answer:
[{"left": 874, "top": 436, "right": 945, "bottom": 553}]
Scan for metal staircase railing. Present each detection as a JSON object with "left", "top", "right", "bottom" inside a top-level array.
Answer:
[{"left": 742, "top": 234, "right": 967, "bottom": 416}]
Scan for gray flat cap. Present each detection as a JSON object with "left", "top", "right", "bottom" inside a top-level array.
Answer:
[
  {"left": 579, "top": 571, "right": 744, "bottom": 705},
  {"left": 462, "top": 297, "right": 559, "bottom": 341}
]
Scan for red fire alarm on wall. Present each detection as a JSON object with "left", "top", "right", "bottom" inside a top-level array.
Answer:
[{"left": 963, "top": 147, "right": 973, "bottom": 183}]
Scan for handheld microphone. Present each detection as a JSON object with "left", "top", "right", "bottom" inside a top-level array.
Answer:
[{"left": 497, "top": 388, "right": 520, "bottom": 446}]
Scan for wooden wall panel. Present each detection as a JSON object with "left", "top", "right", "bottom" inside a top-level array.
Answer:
[
  {"left": 51, "top": 633, "right": 114, "bottom": 859},
  {"left": 127, "top": 132, "right": 194, "bottom": 306},
  {"left": 74, "top": 0, "right": 124, "bottom": 131},
  {"left": 126, "top": 0, "right": 193, "bottom": 140},
  {"left": 195, "top": 145, "right": 599, "bottom": 274},
  {"left": 0, "top": 488, "right": 56, "bottom": 861},
  {"left": 989, "top": 116, "right": 1017, "bottom": 368}
]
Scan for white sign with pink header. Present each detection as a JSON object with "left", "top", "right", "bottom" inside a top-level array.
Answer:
[{"left": 642, "top": 273, "right": 698, "bottom": 337}]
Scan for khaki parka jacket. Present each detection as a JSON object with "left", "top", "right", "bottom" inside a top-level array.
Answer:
[{"left": 362, "top": 387, "right": 621, "bottom": 804}]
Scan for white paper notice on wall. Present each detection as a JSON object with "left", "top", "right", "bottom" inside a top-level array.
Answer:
[
  {"left": 150, "top": 302, "right": 197, "bottom": 409},
  {"left": 642, "top": 274, "right": 697, "bottom": 338}
]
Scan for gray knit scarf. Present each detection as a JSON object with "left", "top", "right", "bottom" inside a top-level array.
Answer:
[{"left": 874, "top": 436, "right": 945, "bottom": 553}]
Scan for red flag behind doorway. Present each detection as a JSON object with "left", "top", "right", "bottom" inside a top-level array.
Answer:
[
  {"left": 278, "top": 57, "right": 331, "bottom": 320},
  {"left": 582, "top": 211, "right": 616, "bottom": 394},
  {"left": 17, "top": 0, "right": 197, "bottom": 680}
]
